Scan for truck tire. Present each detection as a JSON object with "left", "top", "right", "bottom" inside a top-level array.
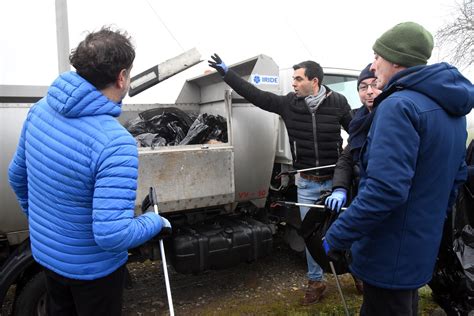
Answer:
[{"left": 14, "top": 271, "right": 47, "bottom": 316}]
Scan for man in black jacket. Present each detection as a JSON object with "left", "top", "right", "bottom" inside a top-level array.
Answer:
[
  {"left": 209, "top": 54, "right": 352, "bottom": 305},
  {"left": 324, "top": 64, "right": 381, "bottom": 295},
  {"left": 325, "top": 64, "right": 381, "bottom": 211}
]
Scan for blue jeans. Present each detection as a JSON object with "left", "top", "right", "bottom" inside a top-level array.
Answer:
[{"left": 296, "top": 175, "right": 333, "bottom": 281}]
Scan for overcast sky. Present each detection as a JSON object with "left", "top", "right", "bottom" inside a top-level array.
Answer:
[{"left": 1, "top": 0, "right": 471, "bottom": 103}]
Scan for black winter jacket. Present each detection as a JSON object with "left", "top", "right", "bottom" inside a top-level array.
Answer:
[
  {"left": 332, "top": 105, "right": 374, "bottom": 192},
  {"left": 332, "top": 144, "right": 356, "bottom": 190},
  {"left": 224, "top": 70, "right": 352, "bottom": 176}
]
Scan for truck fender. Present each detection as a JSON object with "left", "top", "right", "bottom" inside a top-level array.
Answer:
[{"left": 0, "top": 238, "right": 36, "bottom": 307}]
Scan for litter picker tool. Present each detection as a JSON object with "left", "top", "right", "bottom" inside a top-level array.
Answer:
[
  {"left": 329, "top": 260, "right": 350, "bottom": 316},
  {"left": 321, "top": 237, "right": 350, "bottom": 316},
  {"left": 274, "top": 164, "right": 336, "bottom": 179},
  {"left": 149, "top": 187, "right": 175, "bottom": 316},
  {"left": 271, "top": 200, "right": 347, "bottom": 212}
]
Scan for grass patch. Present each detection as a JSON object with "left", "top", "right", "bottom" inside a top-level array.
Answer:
[{"left": 195, "top": 277, "right": 439, "bottom": 316}]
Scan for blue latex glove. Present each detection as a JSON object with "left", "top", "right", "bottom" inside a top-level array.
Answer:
[
  {"left": 325, "top": 188, "right": 347, "bottom": 212},
  {"left": 208, "top": 53, "right": 228, "bottom": 76},
  {"left": 322, "top": 238, "right": 330, "bottom": 255}
]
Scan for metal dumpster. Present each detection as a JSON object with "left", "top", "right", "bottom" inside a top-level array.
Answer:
[{"left": 119, "top": 54, "right": 281, "bottom": 214}]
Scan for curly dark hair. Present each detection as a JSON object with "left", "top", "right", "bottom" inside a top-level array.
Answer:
[
  {"left": 293, "top": 60, "right": 324, "bottom": 87},
  {"left": 69, "top": 26, "right": 135, "bottom": 90}
]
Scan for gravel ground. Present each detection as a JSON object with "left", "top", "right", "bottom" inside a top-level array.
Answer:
[
  {"left": 1, "top": 238, "right": 445, "bottom": 316},
  {"left": 122, "top": 240, "right": 444, "bottom": 316},
  {"left": 123, "top": 241, "right": 309, "bottom": 315}
]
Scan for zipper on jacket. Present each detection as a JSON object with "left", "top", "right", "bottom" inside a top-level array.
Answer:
[
  {"left": 312, "top": 112, "right": 319, "bottom": 170},
  {"left": 293, "top": 140, "right": 298, "bottom": 162}
]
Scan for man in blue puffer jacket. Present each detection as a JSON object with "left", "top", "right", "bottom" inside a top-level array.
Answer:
[
  {"left": 8, "top": 26, "right": 169, "bottom": 315},
  {"left": 324, "top": 22, "right": 474, "bottom": 315}
]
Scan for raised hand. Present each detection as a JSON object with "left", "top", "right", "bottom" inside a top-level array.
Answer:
[{"left": 208, "top": 53, "right": 228, "bottom": 76}]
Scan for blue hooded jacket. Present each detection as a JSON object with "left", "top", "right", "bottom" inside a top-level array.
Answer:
[
  {"left": 8, "top": 72, "right": 164, "bottom": 280},
  {"left": 326, "top": 63, "right": 473, "bottom": 289}
]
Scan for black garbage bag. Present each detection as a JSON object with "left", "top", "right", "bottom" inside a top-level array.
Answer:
[
  {"left": 124, "top": 107, "right": 227, "bottom": 147},
  {"left": 179, "top": 113, "right": 228, "bottom": 145},
  {"left": 124, "top": 117, "right": 147, "bottom": 136},
  {"left": 179, "top": 117, "right": 209, "bottom": 145},
  {"left": 429, "top": 201, "right": 474, "bottom": 315},
  {"left": 139, "top": 107, "right": 193, "bottom": 145},
  {"left": 166, "top": 121, "right": 188, "bottom": 145},
  {"left": 300, "top": 191, "right": 350, "bottom": 275},
  {"left": 206, "top": 114, "right": 228, "bottom": 142},
  {"left": 429, "top": 140, "right": 474, "bottom": 315},
  {"left": 455, "top": 225, "right": 474, "bottom": 293},
  {"left": 135, "top": 133, "right": 167, "bottom": 149},
  {"left": 139, "top": 107, "right": 194, "bottom": 127}
]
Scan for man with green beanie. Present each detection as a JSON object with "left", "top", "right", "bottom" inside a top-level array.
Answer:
[{"left": 323, "top": 21, "right": 474, "bottom": 315}]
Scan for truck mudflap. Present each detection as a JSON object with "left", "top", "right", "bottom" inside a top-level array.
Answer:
[
  {"left": 167, "top": 217, "right": 273, "bottom": 274},
  {"left": 0, "top": 238, "right": 35, "bottom": 306}
]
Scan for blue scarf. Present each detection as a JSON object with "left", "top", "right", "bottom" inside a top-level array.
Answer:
[{"left": 347, "top": 105, "right": 376, "bottom": 162}]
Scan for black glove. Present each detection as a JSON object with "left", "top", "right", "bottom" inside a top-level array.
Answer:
[
  {"left": 154, "top": 216, "right": 172, "bottom": 240},
  {"left": 327, "top": 249, "right": 348, "bottom": 264},
  {"left": 208, "top": 53, "right": 228, "bottom": 76},
  {"left": 141, "top": 187, "right": 172, "bottom": 240},
  {"left": 322, "top": 237, "right": 351, "bottom": 270}
]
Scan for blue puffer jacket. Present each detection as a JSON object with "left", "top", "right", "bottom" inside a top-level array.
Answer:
[
  {"left": 326, "top": 63, "right": 473, "bottom": 289},
  {"left": 8, "top": 72, "right": 164, "bottom": 280}
]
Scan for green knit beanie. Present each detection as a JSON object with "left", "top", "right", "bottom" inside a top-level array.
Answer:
[{"left": 372, "top": 22, "right": 434, "bottom": 67}]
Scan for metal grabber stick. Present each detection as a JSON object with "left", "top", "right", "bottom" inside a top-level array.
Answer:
[
  {"left": 271, "top": 200, "right": 347, "bottom": 212},
  {"left": 150, "top": 187, "right": 175, "bottom": 316},
  {"left": 274, "top": 164, "right": 336, "bottom": 179},
  {"left": 328, "top": 260, "right": 350, "bottom": 316}
]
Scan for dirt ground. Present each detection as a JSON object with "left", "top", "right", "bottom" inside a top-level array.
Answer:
[
  {"left": 0, "top": 237, "right": 445, "bottom": 316},
  {"left": 122, "top": 241, "right": 445, "bottom": 316}
]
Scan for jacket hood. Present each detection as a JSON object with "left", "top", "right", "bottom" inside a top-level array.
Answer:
[
  {"left": 46, "top": 71, "right": 122, "bottom": 118},
  {"left": 385, "top": 62, "right": 473, "bottom": 116}
]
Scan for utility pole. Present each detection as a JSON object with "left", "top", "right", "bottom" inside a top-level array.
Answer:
[{"left": 55, "top": 0, "right": 70, "bottom": 74}]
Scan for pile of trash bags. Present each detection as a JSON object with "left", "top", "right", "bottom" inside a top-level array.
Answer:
[
  {"left": 429, "top": 140, "right": 474, "bottom": 315},
  {"left": 124, "top": 107, "right": 228, "bottom": 148}
]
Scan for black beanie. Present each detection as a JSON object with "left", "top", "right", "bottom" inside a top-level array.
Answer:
[
  {"left": 372, "top": 22, "right": 434, "bottom": 67},
  {"left": 357, "top": 64, "right": 376, "bottom": 87}
]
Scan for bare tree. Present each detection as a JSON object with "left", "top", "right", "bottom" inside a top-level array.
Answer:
[{"left": 436, "top": 0, "right": 473, "bottom": 70}]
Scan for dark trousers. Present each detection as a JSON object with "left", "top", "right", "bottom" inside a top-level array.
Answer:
[
  {"left": 44, "top": 265, "right": 126, "bottom": 316},
  {"left": 360, "top": 281, "right": 419, "bottom": 316}
]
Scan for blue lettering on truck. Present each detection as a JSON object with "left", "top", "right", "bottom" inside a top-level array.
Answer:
[{"left": 251, "top": 74, "right": 279, "bottom": 85}]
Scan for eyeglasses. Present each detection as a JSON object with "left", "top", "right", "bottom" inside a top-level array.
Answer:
[{"left": 358, "top": 82, "right": 378, "bottom": 91}]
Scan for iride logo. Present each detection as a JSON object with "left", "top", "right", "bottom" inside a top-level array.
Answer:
[{"left": 251, "top": 74, "right": 279, "bottom": 85}]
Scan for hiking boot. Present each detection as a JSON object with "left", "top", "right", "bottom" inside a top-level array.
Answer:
[
  {"left": 352, "top": 275, "right": 363, "bottom": 295},
  {"left": 300, "top": 280, "right": 327, "bottom": 305}
]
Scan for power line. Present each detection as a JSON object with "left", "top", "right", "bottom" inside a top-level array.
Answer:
[
  {"left": 285, "top": 17, "right": 313, "bottom": 58},
  {"left": 145, "top": 0, "right": 184, "bottom": 51}
]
